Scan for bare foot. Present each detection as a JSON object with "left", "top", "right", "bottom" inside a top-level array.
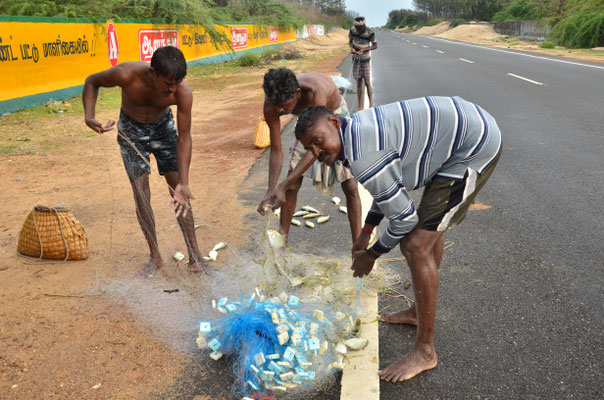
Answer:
[
  {"left": 136, "top": 257, "right": 164, "bottom": 277},
  {"left": 187, "top": 259, "right": 210, "bottom": 273},
  {"left": 381, "top": 306, "right": 418, "bottom": 326},
  {"left": 379, "top": 345, "right": 437, "bottom": 382}
]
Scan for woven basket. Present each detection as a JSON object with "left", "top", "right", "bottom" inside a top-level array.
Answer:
[
  {"left": 254, "top": 116, "right": 271, "bottom": 149},
  {"left": 17, "top": 206, "right": 89, "bottom": 261}
]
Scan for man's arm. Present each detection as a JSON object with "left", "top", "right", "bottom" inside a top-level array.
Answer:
[
  {"left": 264, "top": 102, "right": 285, "bottom": 191},
  {"left": 171, "top": 83, "right": 195, "bottom": 217},
  {"left": 82, "top": 65, "right": 130, "bottom": 133},
  {"left": 257, "top": 102, "right": 286, "bottom": 214}
]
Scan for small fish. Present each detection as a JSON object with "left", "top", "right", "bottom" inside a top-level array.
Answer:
[
  {"left": 203, "top": 256, "right": 212, "bottom": 262},
  {"left": 335, "top": 342, "right": 348, "bottom": 354},
  {"left": 301, "top": 205, "right": 319, "bottom": 213},
  {"left": 194, "top": 224, "right": 202, "bottom": 230},
  {"left": 331, "top": 196, "right": 341, "bottom": 205},
  {"left": 208, "top": 250, "right": 218, "bottom": 261},
  {"left": 173, "top": 252, "right": 185, "bottom": 261},
  {"left": 305, "top": 221, "right": 315, "bottom": 228},
  {"left": 344, "top": 337, "right": 368, "bottom": 350},
  {"left": 317, "top": 215, "right": 330, "bottom": 224},
  {"left": 291, "top": 219, "right": 301, "bottom": 226},
  {"left": 339, "top": 206, "right": 348, "bottom": 214},
  {"left": 267, "top": 229, "right": 285, "bottom": 249},
  {"left": 273, "top": 208, "right": 281, "bottom": 216},
  {"left": 292, "top": 210, "right": 308, "bottom": 217},
  {"left": 212, "top": 242, "right": 227, "bottom": 252},
  {"left": 303, "top": 212, "right": 323, "bottom": 219}
]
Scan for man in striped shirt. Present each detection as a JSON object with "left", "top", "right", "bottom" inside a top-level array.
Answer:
[{"left": 295, "top": 97, "right": 502, "bottom": 382}]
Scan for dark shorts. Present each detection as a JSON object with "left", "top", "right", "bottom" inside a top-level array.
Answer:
[
  {"left": 417, "top": 151, "right": 501, "bottom": 231},
  {"left": 352, "top": 59, "right": 371, "bottom": 81},
  {"left": 117, "top": 109, "right": 178, "bottom": 180}
]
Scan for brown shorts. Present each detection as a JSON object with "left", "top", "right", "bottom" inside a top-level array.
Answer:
[{"left": 417, "top": 151, "right": 501, "bottom": 231}]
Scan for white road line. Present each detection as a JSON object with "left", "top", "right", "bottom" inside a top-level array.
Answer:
[
  {"left": 428, "top": 36, "right": 604, "bottom": 71},
  {"left": 422, "top": 45, "right": 428, "bottom": 48},
  {"left": 459, "top": 58, "right": 475, "bottom": 63},
  {"left": 507, "top": 73, "right": 544, "bottom": 85},
  {"left": 436, "top": 50, "right": 444, "bottom": 54},
  {"left": 341, "top": 61, "right": 379, "bottom": 400},
  {"left": 412, "top": 42, "right": 417, "bottom": 45}
]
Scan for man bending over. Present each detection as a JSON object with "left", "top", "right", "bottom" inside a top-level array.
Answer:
[
  {"left": 82, "top": 46, "right": 205, "bottom": 274},
  {"left": 294, "top": 97, "right": 502, "bottom": 382},
  {"left": 257, "top": 67, "right": 362, "bottom": 245}
]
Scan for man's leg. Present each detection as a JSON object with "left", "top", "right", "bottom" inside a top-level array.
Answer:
[
  {"left": 379, "top": 229, "right": 443, "bottom": 382},
  {"left": 164, "top": 171, "right": 207, "bottom": 272},
  {"left": 279, "top": 175, "right": 304, "bottom": 244},
  {"left": 356, "top": 78, "right": 365, "bottom": 111},
  {"left": 365, "top": 69, "right": 374, "bottom": 108},
  {"left": 340, "top": 178, "right": 362, "bottom": 244},
  {"left": 129, "top": 174, "right": 164, "bottom": 274},
  {"left": 381, "top": 234, "right": 444, "bottom": 325}
]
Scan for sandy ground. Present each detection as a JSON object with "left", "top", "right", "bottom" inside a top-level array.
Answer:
[
  {"left": 402, "top": 22, "right": 604, "bottom": 64},
  {"left": 0, "top": 30, "right": 350, "bottom": 400}
]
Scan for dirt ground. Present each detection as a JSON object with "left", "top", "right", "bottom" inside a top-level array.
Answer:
[
  {"left": 0, "top": 30, "right": 349, "bottom": 400},
  {"left": 403, "top": 21, "right": 604, "bottom": 65}
]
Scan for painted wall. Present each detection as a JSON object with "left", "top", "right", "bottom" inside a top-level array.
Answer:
[{"left": 0, "top": 16, "right": 296, "bottom": 115}]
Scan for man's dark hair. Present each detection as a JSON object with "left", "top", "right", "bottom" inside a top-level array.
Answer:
[
  {"left": 263, "top": 67, "right": 300, "bottom": 105},
  {"left": 150, "top": 46, "right": 187, "bottom": 81},
  {"left": 295, "top": 106, "right": 334, "bottom": 140},
  {"left": 355, "top": 16, "right": 365, "bottom": 22}
]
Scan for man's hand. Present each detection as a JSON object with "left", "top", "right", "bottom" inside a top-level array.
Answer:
[
  {"left": 257, "top": 184, "right": 287, "bottom": 215},
  {"left": 351, "top": 250, "right": 376, "bottom": 278},
  {"left": 351, "top": 230, "right": 371, "bottom": 255},
  {"left": 86, "top": 118, "right": 116, "bottom": 134},
  {"left": 171, "top": 183, "right": 195, "bottom": 218}
]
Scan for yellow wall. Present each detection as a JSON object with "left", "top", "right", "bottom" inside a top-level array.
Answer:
[{"left": 0, "top": 18, "right": 295, "bottom": 108}]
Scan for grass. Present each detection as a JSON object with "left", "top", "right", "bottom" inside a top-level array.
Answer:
[{"left": 540, "top": 41, "right": 556, "bottom": 48}]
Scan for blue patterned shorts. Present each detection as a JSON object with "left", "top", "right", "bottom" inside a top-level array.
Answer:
[{"left": 117, "top": 109, "right": 178, "bottom": 180}]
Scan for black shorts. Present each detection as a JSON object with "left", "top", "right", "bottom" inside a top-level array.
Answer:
[
  {"left": 417, "top": 150, "right": 501, "bottom": 231},
  {"left": 117, "top": 109, "right": 179, "bottom": 180}
]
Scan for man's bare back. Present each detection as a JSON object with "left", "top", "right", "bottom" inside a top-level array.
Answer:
[{"left": 290, "top": 72, "right": 341, "bottom": 115}]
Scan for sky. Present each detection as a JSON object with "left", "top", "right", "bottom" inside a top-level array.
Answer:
[{"left": 345, "top": 0, "right": 415, "bottom": 27}]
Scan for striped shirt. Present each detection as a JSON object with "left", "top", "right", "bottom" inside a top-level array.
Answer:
[{"left": 339, "top": 96, "right": 502, "bottom": 254}]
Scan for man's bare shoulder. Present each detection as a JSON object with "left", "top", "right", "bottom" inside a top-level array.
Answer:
[
  {"left": 297, "top": 72, "right": 338, "bottom": 104},
  {"left": 175, "top": 80, "right": 193, "bottom": 107}
]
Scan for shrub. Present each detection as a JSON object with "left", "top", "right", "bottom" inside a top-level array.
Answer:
[
  {"left": 449, "top": 18, "right": 467, "bottom": 28},
  {"left": 548, "top": 7, "right": 604, "bottom": 48},
  {"left": 539, "top": 41, "right": 555, "bottom": 48},
  {"left": 237, "top": 53, "right": 263, "bottom": 67}
]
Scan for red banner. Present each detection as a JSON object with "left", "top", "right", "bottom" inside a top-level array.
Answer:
[
  {"left": 269, "top": 27, "right": 278, "bottom": 43},
  {"left": 138, "top": 29, "right": 179, "bottom": 62},
  {"left": 231, "top": 27, "right": 248, "bottom": 50}
]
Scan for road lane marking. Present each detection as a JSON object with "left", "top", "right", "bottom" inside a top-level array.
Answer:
[
  {"left": 459, "top": 58, "right": 475, "bottom": 63},
  {"left": 422, "top": 45, "right": 428, "bottom": 48},
  {"left": 341, "top": 61, "right": 379, "bottom": 400},
  {"left": 507, "top": 73, "right": 544, "bottom": 85},
  {"left": 436, "top": 50, "right": 444, "bottom": 54},
  {"left": 340, "top": 291, "right": 380, "bottom": 400},
  {"left": 413, "top": 42, "right": 417, "bottom": 45},
  {"left": 428, "top": 37, "right": 604, "bottom": 70}
]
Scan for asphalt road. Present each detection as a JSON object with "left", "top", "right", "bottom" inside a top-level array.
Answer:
[{"left": 162, "top": 30, "right": 603, "bottom": 399}]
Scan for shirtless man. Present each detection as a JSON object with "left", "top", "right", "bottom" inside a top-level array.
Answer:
[
  {"left": 82, "top": 46, "right": 205, "bottom": 274},
  {"left": 257, "top": 67, "right": 362, "bottom": 244}
]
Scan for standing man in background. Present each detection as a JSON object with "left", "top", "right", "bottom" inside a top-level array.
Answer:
[{"left": 349, "top": 16, "right": 377, "bottom": 111}]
